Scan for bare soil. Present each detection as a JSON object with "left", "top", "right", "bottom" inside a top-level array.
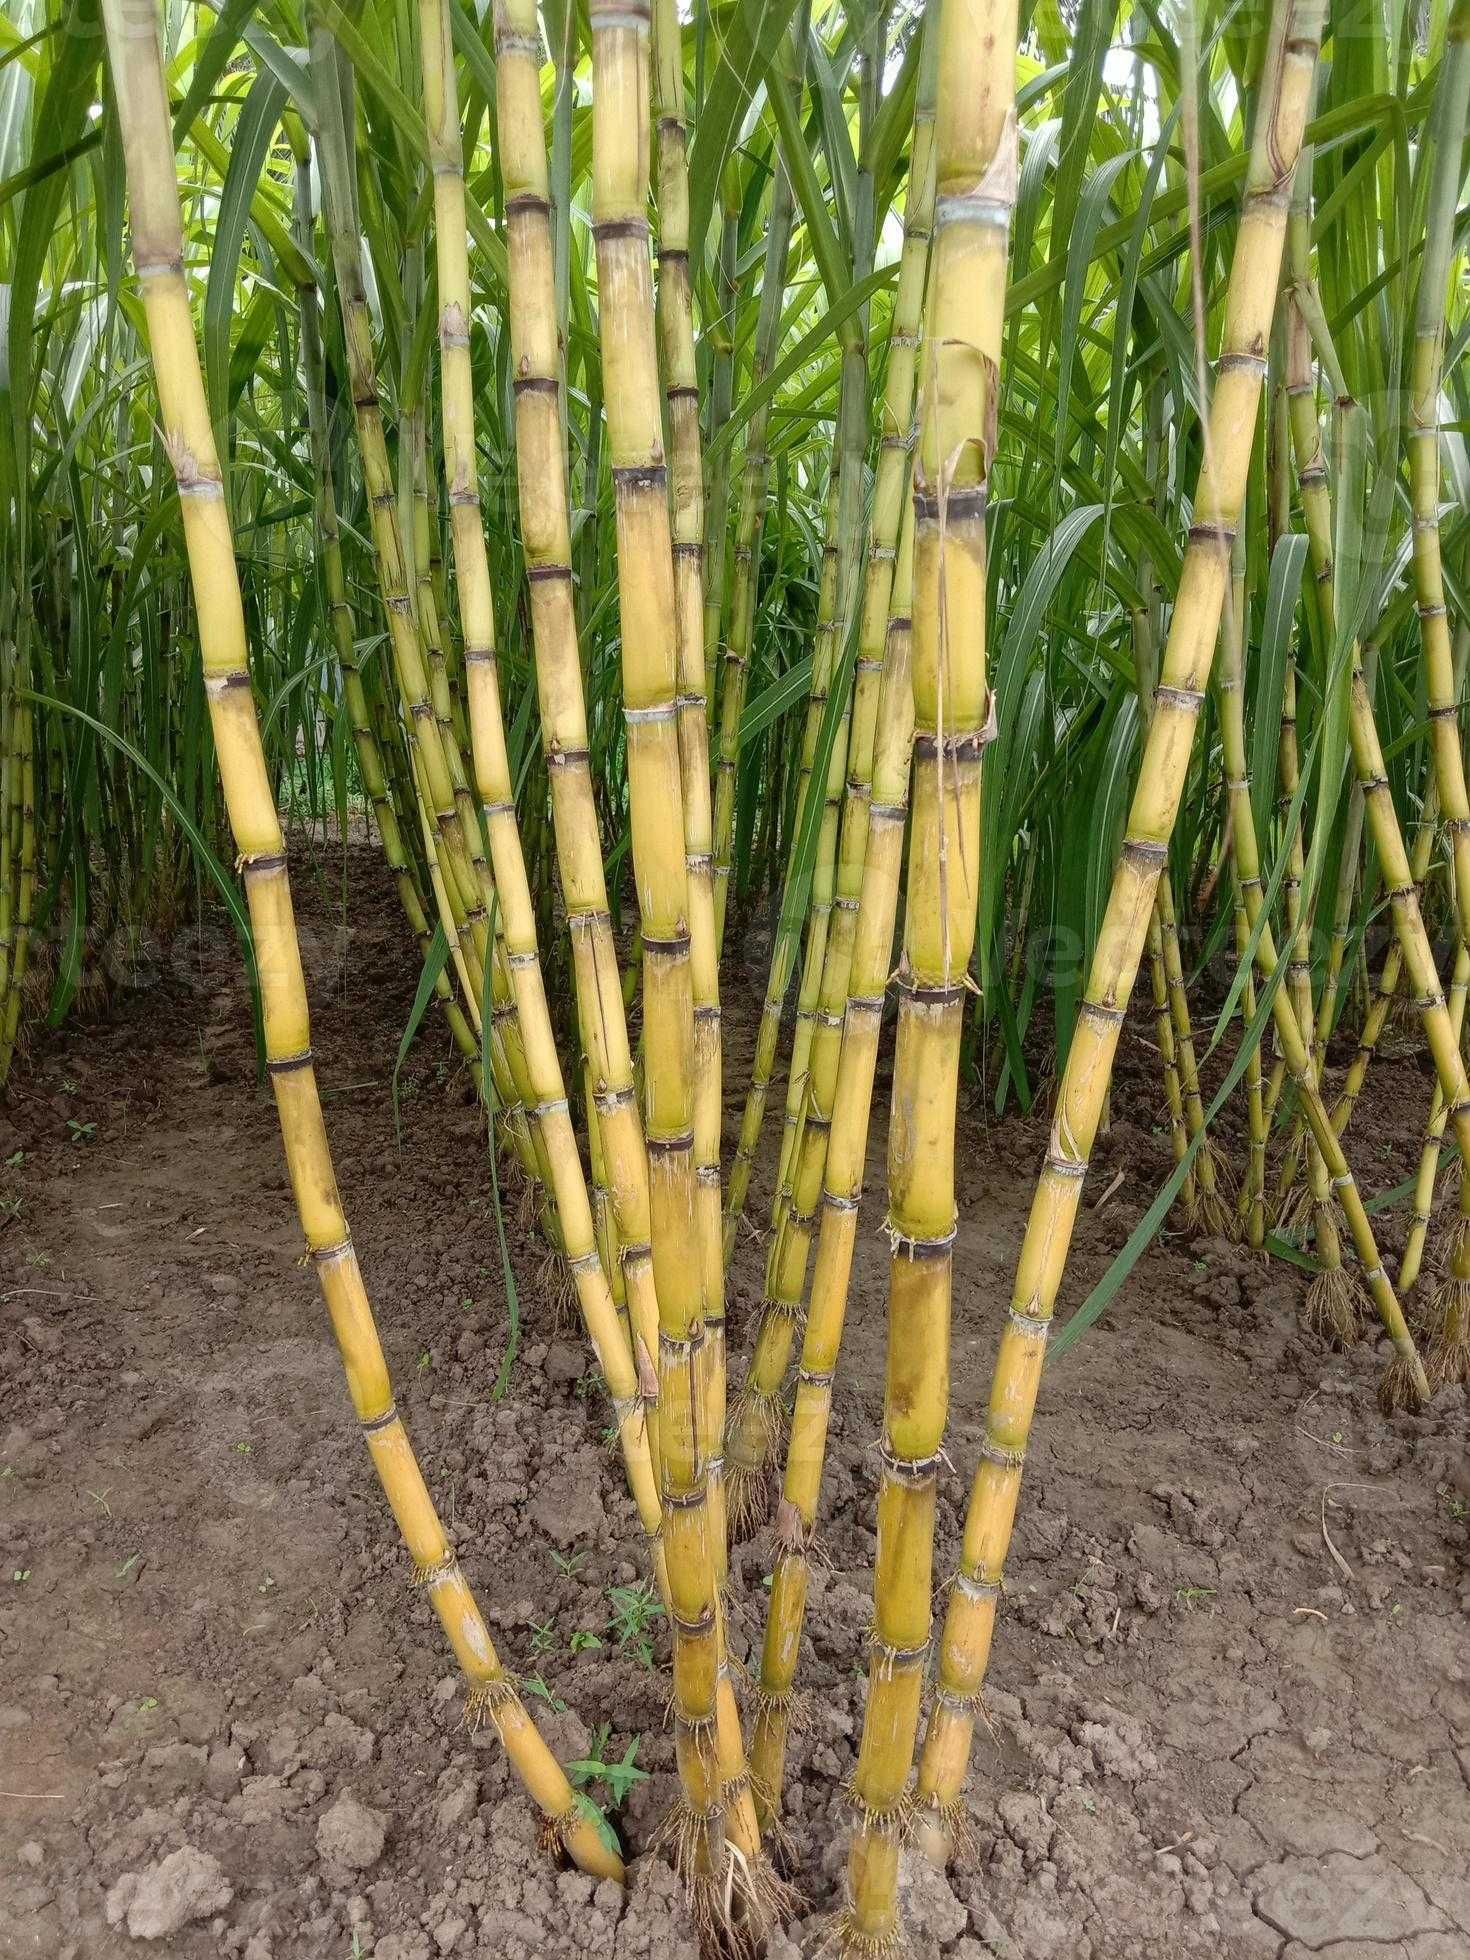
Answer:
[{"left": 2, "top": 846, "right": 1468, "bottom": 1960}]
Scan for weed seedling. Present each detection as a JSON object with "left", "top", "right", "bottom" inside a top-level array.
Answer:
[{"left": 607, "top": 1581, "right": 663, "bottom": 1668}]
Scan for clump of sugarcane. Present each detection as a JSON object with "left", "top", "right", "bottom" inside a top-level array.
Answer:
[
  {"left": 413, "top": 0, "right": 663, "bottom": 1570},
  {"left": 1277, "top": 215, "right": 1375, "bottom": 1341},
  {"left": 99, "top": 0, "right": 621, "bottom": 1881},
  {"left": 910, "top": 0, "right": 1386, "bottom": 1883},
  {"left": 1276, "top": 89, "right": 1470, "bottom": 1379},
  {"left": 652, "top": 0, "right": 728, "bottom": 1563},
  {"left": 710, "top": 82, "right": 801, "bottom": 950},
  {"left": 287, "top": 125, "right": 480, "bottom": 1078},
  {"left": 1131, "top": 594, "right": 1237, "bottom": 1238},
  {"left": 1266, "top": 589, "right": 1441, "bottom": 1203},
  {"left": 586, "top": 1, "right": 777, "bottom": 1932},
  {"left": 764, "top": 8, "right": 892, "bottom": 1237},
  {"left": 724, "top": 6, "right": 939, "bottom": 1534},
  {"left": 752, "top": 501, "right": 917, "bottom": 1828},
  {"left": 0, "top": 634, "right": 36, "bottom": 1090},
  {"left": 1401, "top": 0, "right": 1470, "bottom": 1385},
  {"left": 721, "top": 14, "right": 885, "bottom": 1258},
  {"left": 491, "top": 0, "right": 665, "bottom": 1466},
  {"left": 306, "top": 25, "right": 553, "bottom": 1227},
  {"left": 840, "top": 0, "right": 1015, "bottom": 1942},
  {"left": 1130, "top": 378, "right": 1239, "bottom": 1238},
  {"left": 1217, "top": 531, "right": 1269, "bottom": 1252}
]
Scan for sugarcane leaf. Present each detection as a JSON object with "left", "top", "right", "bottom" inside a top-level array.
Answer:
[
  {"left": 1050, "top": 940, "right": 1293, "bottom": 1362},
  {"left": 392, "top": 922, "right": 451, "bottom": 1148},
  {"left": 24, "top": 688, "right": 264, "bottom": 1072},
  {"left": 204, "top": 70, "right": 286, "bottom": 495},
  {"left": 686, "top": 0, "right": 801, "bottom": 273},
  {"left": 1249, "top": 534, "right": 1309, "bottom": 849}
]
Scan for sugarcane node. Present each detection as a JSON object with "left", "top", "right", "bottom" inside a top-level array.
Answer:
[
  {"left": 1121, "top": 836, "right": 1169, "bottom": 870},
  {"left": 878, "top": 1438, "right": 943, "bottom": 1487},
  {"left": 494, "top": 26, "right": 544, "bottom": 58},
  {"left": 266, "top": 1049, "right": 313, "bottom": 1076},
  {"left": 1186, "top": 521, "right": 1237, "bottom": 549},
  {"left": 911, "top": 730, "right": 983, "bottom": 765},
  {"left": 672, "top": 1604, "right": 719, "bottom": 1638},
  {"left": 412, "top": 1547, "right": 458, "bottom": 1591},
  {"left": 884, "top": 1219, "right": 958, "bottom": 1262},
  {"left": 1043, "top": 1149, "right": 1088, "bottom": 1182},
  {"left": 462, "top": 1676, "right": 518, "bottom": 1729},
  {"left": 912, "top": 483, "right": 986, "bottom": 524},
  {"left": 825, "top": 1908, "right": 903, "bottom": 1960},
  {"left": 1077, "top": 999, "right": 1125, "bottom": 1030},
  {"left": 844, "top": 1770, "right": 917, "bottom": 1836},
  {"left": 1153, "top": 683, "right": 1206, "bottom": 711}
]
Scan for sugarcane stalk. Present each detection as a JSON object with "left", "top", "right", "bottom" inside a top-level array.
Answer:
[
  {"left": 1136, "top": 364, "right": 1232, "bottom": 1227},
  {"left": 289, "top": 134, "right": 479, "bottom": 1071},
  {"left": 587, "top": 0, "right": 771, "bottom": 1926},
  {"left": 492, "top": 0, "right": 664, "bottom": 1464},
  {"left": 911, "top": 0, "right": 1393, "bottom": 1878},
  {"left": 0, "top": 693, "right": 33, "bottom": 1084},
  {"left": 701, "top": 159, "right": 742, "bottom": 720},
  {"left": 1403, "top": 0, "right": 1470, "bottom": 1380},
  {"left": 768, "top": 5, "right": 890, "bottom": 1233},
  {"left": 711, "top": 139, "right": 799, "bottom": 948},
  {"left": 722, "top": 458, "right": 846, "bottom": 1258},
  {"left": 1145, "top": 901, "right": 1197, "bottom": 1212},
  {"left": 100, "top": 0, "right": 620, "bottom": 1882},
  {"left": 1132, "top": 599, "right": 1234, "bottom": 1233},
  {"left": 307, "top": 26, "right": 547, "bottom": 1204},
  {"left": 652, "top": 0, "right": 728, "bottom": 1568},
  {"left": 1280, "top": 244, "right": 1369, "bottom": 1328},
  {"left": 841, "top": 0, "right": 1014, "bottom": 1942},
  {"left": 750, "top": 500, "right": 917, "bottom": 1827},
  {"left": 724, "top": 7, "right": 938, "bottom": 1530},
  {"left": 1399, "top": 942, "right": 1470, "bottom": 1294},
  {"left": 1280, "top": 94, "right": 1470, "bottom": 1378},
  {"left": 1408, "top": 0, "right": 1470, "bottom": 960},
  {"left": 1217, "top": 534, "right": 1268, "bottom": 1249},
  {"left": 416, "top": 0, "right": 663, "bottom": 1566}
]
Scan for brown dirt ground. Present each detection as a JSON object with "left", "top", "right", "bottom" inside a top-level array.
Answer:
[{"left": 1, "top": 844, "right": 1468, "bottom": 1960}]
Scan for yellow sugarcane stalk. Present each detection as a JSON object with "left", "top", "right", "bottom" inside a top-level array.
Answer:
[
  {"left": 1402, "top": 0, "right": 1470, "bottom": 1379},
  {"left": 652, "top": 0, "right": 728, "bottom": 1565},
  {"left": 587, "top": 1, "right": 772, "bottom": 1928},
  {"left": 750, "top": 501, "right": 917, "bottom": 1827},
  {"left": 416, "top": 0, "right": 663, "bottom": 1569},
  {"left": 840, "top": 0, "right": 1014, "bottom": 1945},
  {"left": 724, "top": 12, "right": 939, "bottom": 1531},
  {"left": 492, "top": 0, "right": 664, "bottom": 1463},
  {"left": 101, "top": 0, "right": 619, "bottom": 1882},
  {"left": 910, "top": 0, "right": 1363, "bottom": 1882}
]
